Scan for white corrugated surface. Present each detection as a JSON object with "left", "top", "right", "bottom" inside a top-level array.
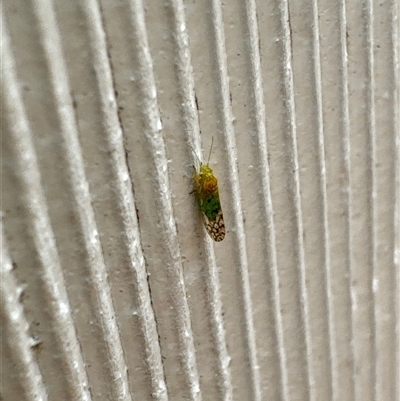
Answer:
[{"left": 1, "top": 0, "right": 398, "bottom": 400}]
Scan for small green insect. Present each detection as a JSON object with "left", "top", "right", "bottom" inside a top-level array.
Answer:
[{"left": 192, "top": 139, "right": 225, "bottom": 242}]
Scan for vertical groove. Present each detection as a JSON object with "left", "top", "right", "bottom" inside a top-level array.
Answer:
[
  {"left": 0, "top": 222, "right": 48, "bottom": 401},
  {"left": 169, "top": 1, "right": 233, "bottom": 399},
  {"left": 392, "top": 1, "right": 400, "bottom": 400},
  {"left": 210, "top": 1, "right": 261, "bottom": 400},
  {"left": 0, "top": 8, "right": 91, "bottom": 400},
  {"left": 168, "top": 0, "right": 200, "bottom": 153},
  {"left": 128, "top": 1, "right": 201, "bottom": 399},
  {"left": 244, "top": 1, "right": 290, "bottom": 400},
  {"left": 81, "top": 1, "right": 168, "bottom": 399},
  {"left": 310, "top": 0, "right": 337, "bottom": 399},
  {"left": 279, "top": 0, "right": 315, "bottom": 399},
  {"left": 339, "top": 1, "right": 356, "bottom": 399},
  {"left": 203, "top": 241, "right": 233, "bottom": 401},
  {"left": 31, "top": 0, "right": 131, "bottom": 399},
  {"left": 366, "top": 1, "right": 378, "bottom": 400}
]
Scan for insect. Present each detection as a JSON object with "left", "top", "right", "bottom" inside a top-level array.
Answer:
[{"left": 192, "top": 139, "right": 225, "bottom": 242}]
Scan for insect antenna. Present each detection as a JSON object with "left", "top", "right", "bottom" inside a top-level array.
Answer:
[
  {"left": 189, "top": 142, "right": 202, "bottom": 168},
  {"left": 207, "top": 137, "right": 214, "bottom": 166}
]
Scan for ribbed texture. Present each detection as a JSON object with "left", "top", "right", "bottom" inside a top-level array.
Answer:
[
  {"left": 1, "top": 9, "right": 91, "bottom": 399},
  {"left": 1, "top": 1, "right": 398, "bottom": 401},
  {"left": 168, "top": 1, "right": 233, "bottom": 399},
  {"left": 210, "top": 1, "right": 261, "bottom": 399},
  {"left": 1, "top": 223, "right": 48, "bottom": 401}
]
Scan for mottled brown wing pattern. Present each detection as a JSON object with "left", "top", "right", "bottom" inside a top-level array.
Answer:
[{"left": 203, "top": 210, "right": 225, "bottom": 242}]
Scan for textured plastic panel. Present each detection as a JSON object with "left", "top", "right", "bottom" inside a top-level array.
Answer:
[{"left": 1, "top": 0, "right": 398, "bottom": 400}]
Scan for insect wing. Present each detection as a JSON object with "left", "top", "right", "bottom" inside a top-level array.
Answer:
[{"left": 203, "top": 209, "right": 225, "bottom": 242}]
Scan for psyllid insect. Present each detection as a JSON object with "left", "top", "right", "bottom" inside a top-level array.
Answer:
[{"left": 192, "top": 139, "right": 226, "bottom": 242}]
